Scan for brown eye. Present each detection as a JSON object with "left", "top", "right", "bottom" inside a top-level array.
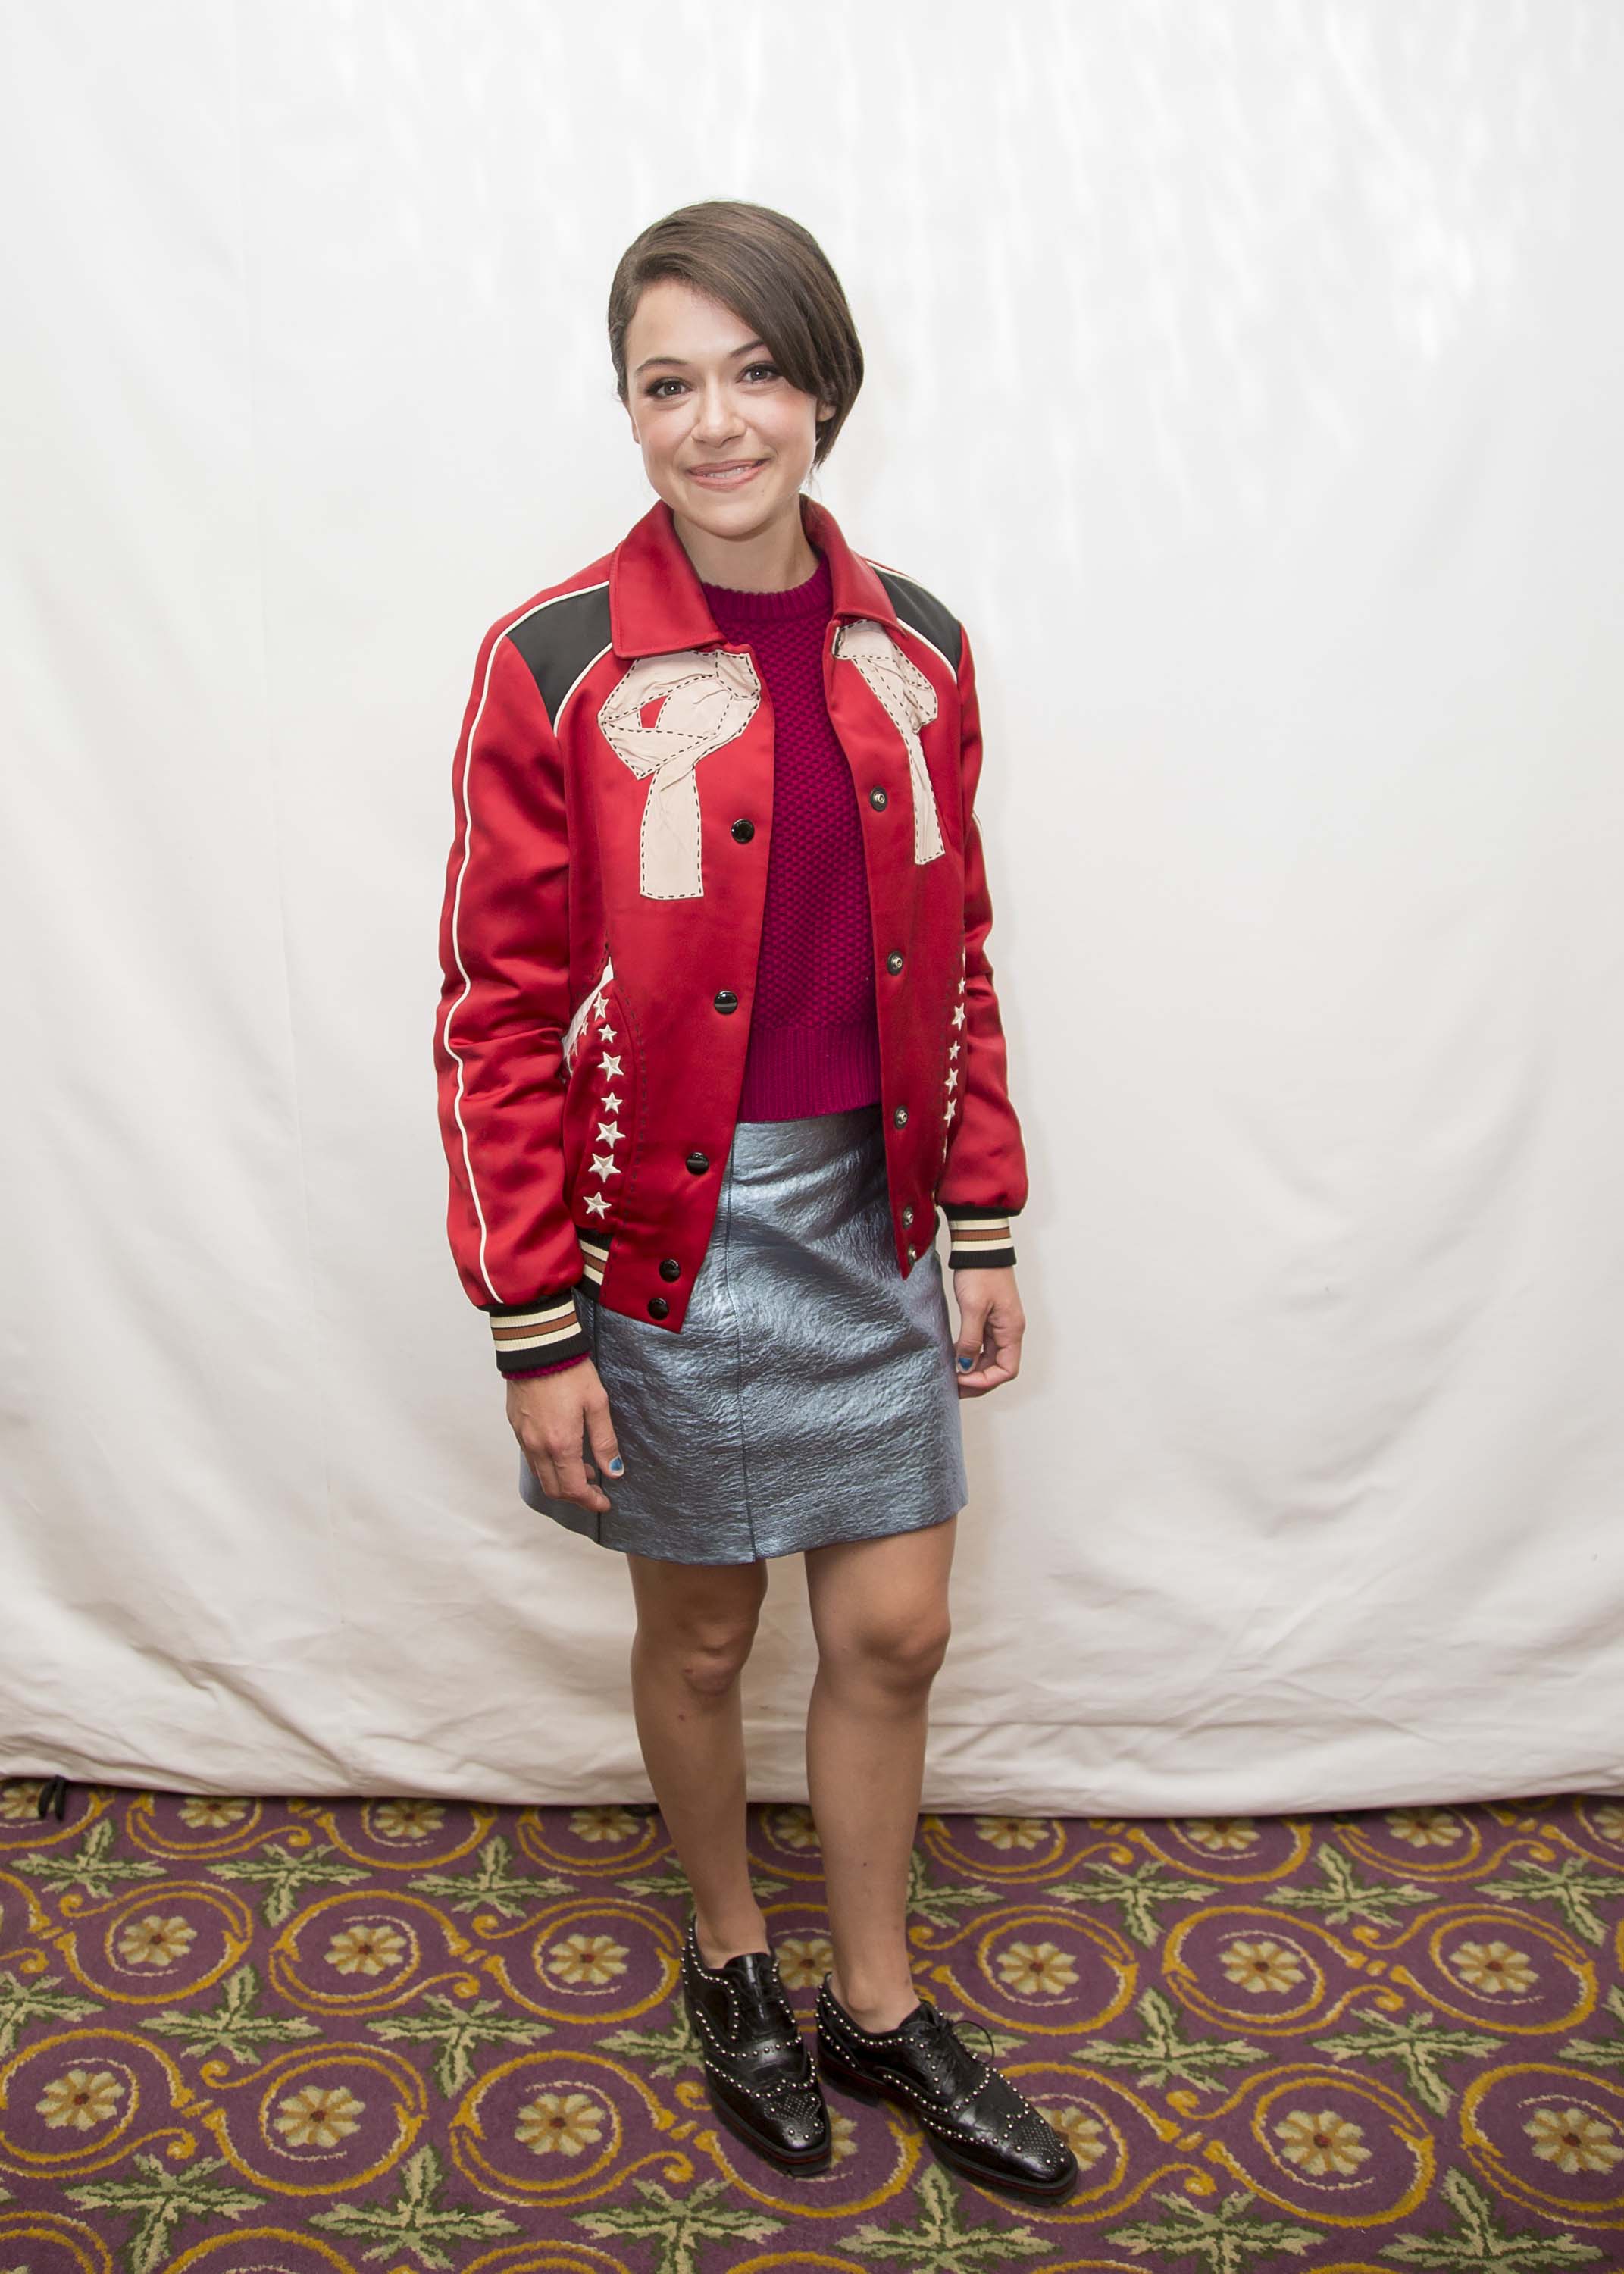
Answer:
[{"left": 644, "top": 365, "right": 778, "bottom": 399}]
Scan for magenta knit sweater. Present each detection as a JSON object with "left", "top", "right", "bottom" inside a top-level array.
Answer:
[{"left": 511, "top": 544, "right": 878, "bottom": 1379}]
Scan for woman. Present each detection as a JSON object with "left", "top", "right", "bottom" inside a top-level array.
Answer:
[{"left": 433, "top": 199, "right": 1074, "bottom": 2204}]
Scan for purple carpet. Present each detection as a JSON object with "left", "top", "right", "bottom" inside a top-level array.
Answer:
[{"left": 2, "top": 1778, "right": 1622, "bottom": 2270}]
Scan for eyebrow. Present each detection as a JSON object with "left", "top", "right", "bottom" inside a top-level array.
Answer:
[{"left": 632, "top": 339, "right": 771, "bottom": 378}]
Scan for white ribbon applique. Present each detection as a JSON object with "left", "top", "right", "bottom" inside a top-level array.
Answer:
[
  {"left": 562, "top": 951, "right": 614, "bottom": 1076},
  {"left": 597, "top": 647, "right": 762, "bottom": 899},
  {"left": 833, "top": 617, "right": 947, "bottom": 865}
]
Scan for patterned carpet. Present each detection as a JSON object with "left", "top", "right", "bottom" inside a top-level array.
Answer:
[{"left": 2, "top": 1778, "right": 1622, "bottom": 2272}]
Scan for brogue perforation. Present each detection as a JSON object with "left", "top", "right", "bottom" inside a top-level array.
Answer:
[
  {"left": 680, "top": 1913, "right": 832, "bottom": 2173},
  {"left": 815, "top": 1973, "right": 1078, "bottom": 2203}
]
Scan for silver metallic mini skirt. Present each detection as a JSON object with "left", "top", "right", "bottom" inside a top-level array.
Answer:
[{"left": 518, "top": 1099, "right": 968, "bottom": 1563}]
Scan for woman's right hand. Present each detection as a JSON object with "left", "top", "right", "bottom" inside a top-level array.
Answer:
[{"left": 507, "top": 1361, "right": 623, "bottom": 1514}]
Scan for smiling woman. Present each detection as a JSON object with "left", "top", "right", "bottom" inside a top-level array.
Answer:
[
  {"left": 619, "top": 279, "right": 830, "bottom": 586},
  {"left": 433, "top": 197, "right": 1056, "bottom": 2200},
  {"left": 605, "top": 218, "right": 856, "bottom": 589}
]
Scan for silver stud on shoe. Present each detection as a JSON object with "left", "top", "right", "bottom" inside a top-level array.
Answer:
[
  {"left": 681, "top": 1915, "right": 832, "bottom": 2173},
  {"left": 814, "top": 1972, "right": 1078, "bottom": 2202}
]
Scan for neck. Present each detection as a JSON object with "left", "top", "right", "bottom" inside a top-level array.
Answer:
[{"left": 672, "top": 493, "right": 820, "bottom": 592}]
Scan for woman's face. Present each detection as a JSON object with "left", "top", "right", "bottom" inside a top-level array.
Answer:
[{"left": 623, "top": 277, "right": 833, "bottom": 539}]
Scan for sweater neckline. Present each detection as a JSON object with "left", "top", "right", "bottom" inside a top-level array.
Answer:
[{"left": 699, "top": 547, "right": 831, "bottom": 621}]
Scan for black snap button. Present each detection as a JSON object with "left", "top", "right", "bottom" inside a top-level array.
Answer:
[
  {"left": 647, "top": 1295, "right": 670, "bottom": 1318},
  {"left": 902, "top": 1204, "right": 915, "bottom": 1226},
  {"left": 685, "top": 1150, "right": 709, "bottom": 1174},
  {"left": 893, "top": 1104, "right": 909, "bottom": 1127},
  {"left": 659, "top": 1256, "right": 681, "bottom": 1280},
  {"left": 713, "top": 989, "right": 738, "bottom": 1013},
  {"left": 886, "top": 949, "right": 904, "bottom": 973},
  {"left": 868, "top": 785, "right": 888, "bottom": 810},
  {"left": 731, "top": 817, "right": 754, "bottom": 842}
]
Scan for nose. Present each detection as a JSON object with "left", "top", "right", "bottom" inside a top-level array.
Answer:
[{"left": 690, "top": 379, "right": 744, "bottom": 440}]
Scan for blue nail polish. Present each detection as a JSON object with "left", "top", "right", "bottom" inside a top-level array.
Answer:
[
  {"left": 957, "top": 1355, "right": 972, "bottom": 1370},
  {"left": 609, "top": 1457, "right": 624, "bottom": 1474}
]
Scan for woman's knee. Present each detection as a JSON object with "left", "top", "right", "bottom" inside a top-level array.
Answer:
[
  {"left": 823, "top": 1610, "right": 952, "bottom": 1690},
  {"left": 629, "top": 1559, "right": 766, "bottom": 1693},
  {"left": 666, "top": 1616, "right": 759, "bottom": 1694}
]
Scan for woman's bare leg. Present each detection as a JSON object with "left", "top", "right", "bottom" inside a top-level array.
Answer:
[
  {"left": 625, "top": 1550, "right": 772, "bottom": 1970},
  {"left": 803, "top": 1514, "right": 957, "bottom": 2031}
]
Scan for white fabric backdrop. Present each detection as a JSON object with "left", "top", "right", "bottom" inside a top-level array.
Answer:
[{"left": 3, "top": 0, "right": 1621, "bottom": 1812}]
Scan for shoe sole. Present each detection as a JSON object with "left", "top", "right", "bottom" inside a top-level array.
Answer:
[{"left": 818, "top": 2041, "right": 1079, "bottom": 2204}]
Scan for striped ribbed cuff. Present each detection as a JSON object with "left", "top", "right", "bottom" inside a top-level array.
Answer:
[
  {"left": 487, "top": 1290, "right": 590, "bottom": 1375},
  {"left": 941, "top": 1208, "right": 1018, "bottom": 1270},
  {"left": 485, "top": 1228, "right": 613, "bottom": 1377}
]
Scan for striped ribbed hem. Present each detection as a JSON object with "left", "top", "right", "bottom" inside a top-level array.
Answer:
[{"left": 941, "top": 1208, "right": 1018, "bottom": 1270}]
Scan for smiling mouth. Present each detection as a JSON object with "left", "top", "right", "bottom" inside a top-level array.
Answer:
[{"left": 689, "top": 460, "right": 767, "bottom": 484}]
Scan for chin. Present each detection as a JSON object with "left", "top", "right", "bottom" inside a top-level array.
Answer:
[{"left": 674, "top": 478, "right": 783, "bottom": 528}]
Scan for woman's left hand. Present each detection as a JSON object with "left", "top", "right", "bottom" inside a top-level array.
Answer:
[{"left": 951, "top": 1266, "right": 1024, "bottom": 1394}]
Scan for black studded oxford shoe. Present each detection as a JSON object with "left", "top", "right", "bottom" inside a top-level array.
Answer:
[
  {"left": 815, "top": 1973, "right": 1078, "bottom": 2202},
  {"left": 680, "top": 1914, "right": 832, "bottom": 2172}
]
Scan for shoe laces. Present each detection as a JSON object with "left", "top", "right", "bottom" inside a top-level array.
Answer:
[
  {"left": 734, "top": 1976, "right": 799, "bottom": 2058},
  {"left": 906, "top": 1998, "right": 1001, "bottom": 2106},
  {"left": 917, "top": 2000, "right": 1064, "bottom": 2158},
  {"left": 693, "top": 1930, "right": 802, "bottom": 2061}
]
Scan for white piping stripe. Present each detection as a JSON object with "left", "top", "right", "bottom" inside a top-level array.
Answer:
[
  {"left": 442, "top": 581, "right": 607, "bottom": 1303},
  {"left": 555, "top": 637, "right": 612, "bottom": 732}
]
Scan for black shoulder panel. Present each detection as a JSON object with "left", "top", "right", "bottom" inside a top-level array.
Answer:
[
  {"left": 503, "top": 582, "right": 614, "bottom": 731},
  {"left": 872, "top": 567, "right": 963, "bottom": 675}
]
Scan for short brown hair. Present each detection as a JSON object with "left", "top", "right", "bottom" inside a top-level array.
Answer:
[{"left": 607, "top": 199, "right": 863, "bottom": 470}]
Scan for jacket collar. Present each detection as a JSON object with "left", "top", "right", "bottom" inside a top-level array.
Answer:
[{"left": 609, "top": 490, "right": 900, "bottom": 659}]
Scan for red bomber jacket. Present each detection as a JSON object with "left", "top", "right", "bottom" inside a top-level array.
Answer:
[{"left": 433, "top": 491, "right": 1028, "bottom": 1376}]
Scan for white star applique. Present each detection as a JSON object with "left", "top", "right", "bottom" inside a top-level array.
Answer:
[
  {"left": 596, "top": 1120, "right": 622, "bottom": 1144},
  {"left": 947, "top": 1068, "right": 959, "bottom": 1090},
  {"left": 600, "top": 1091, "right": 622, "bottom": 1114},
  {"left": 598, "top": 1022, "right": 616, "bottom": 1043},
  {"left": 949, "top": 1041, "right": 960, "bottom": 1059},
  {"left": 952, "top": 1004, "right": 965, "bottom": 1029},
  {"left": 590, "top": 1152, "right": 621, "bottom": 1179},
  {"left": 957, "top": 975, "right": 966, "bottom": 993},
  {"left": 943, "top": 1100, "right": 956, "bottom": 1124},
  {"left": 584, "top": 1192, "right": 611, "bottom": 1216},
  {"left": 599, "top": 1054, "right": 624, "bottom": 1079}
]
